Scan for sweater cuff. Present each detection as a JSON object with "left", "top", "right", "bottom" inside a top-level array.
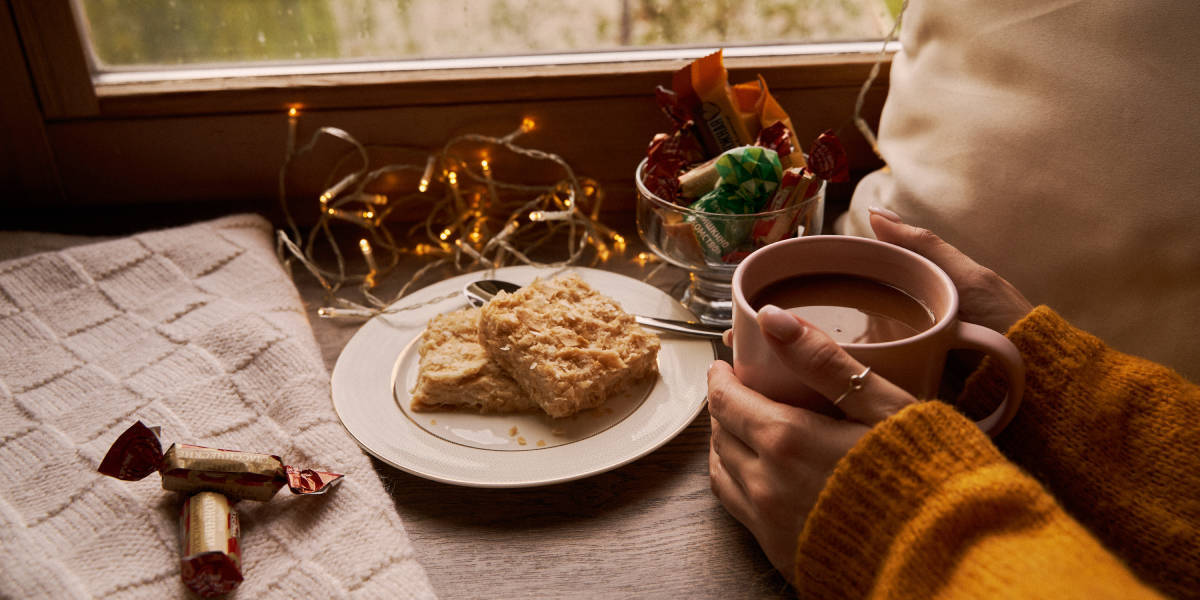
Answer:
[
  {"left": 793, "top": 401, "right": 1006, "bottom": 598},
  {"left": 956, "top": 305, "right": 1106, "bottom": 424}
]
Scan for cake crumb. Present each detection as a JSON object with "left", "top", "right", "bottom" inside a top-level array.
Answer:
[
  {"left": 517, "top": 436, "right": 527, "bottom": 446},
  {"left": 536, "top": 440, "right": 546, "bottom": 447},
  {"left": 509, "top": 426, "right": 518, "bottom": 437},
  {"left": 430, "top": 419, "right": 437, "bottom": 425}
]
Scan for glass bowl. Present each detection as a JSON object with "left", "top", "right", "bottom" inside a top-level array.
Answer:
[{"left": 635, "top": 158, "right": 826, "bottom": 327}]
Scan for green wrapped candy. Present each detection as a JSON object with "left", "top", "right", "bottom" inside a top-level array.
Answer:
[{"left": 686, "top": 146, "right": 783, "bottom": 261}]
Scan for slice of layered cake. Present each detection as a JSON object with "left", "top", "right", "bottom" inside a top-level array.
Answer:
[
  {"left": 409, "top": 307, "right": 538, "bottom": 413},
  {"left": 477, "top": 274, "right": 660, "bottom": 418}
]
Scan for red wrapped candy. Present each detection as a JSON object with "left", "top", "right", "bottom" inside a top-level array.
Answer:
[
  {"left": 180, "top": 491, "right": 243, "bottom": 598},
  {"left": 808, "top": 129, "right": 850, "bottom": 183},
  {"left": 99, "top": 421, "right": 342, "bottom": 502}
]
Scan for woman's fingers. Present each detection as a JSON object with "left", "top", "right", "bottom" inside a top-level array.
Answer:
[
  {"left": 711, "top": 415, "right": 757, "bottom": 466},
  {"left": 756, "top": 306, "right": 915, "bottom": 426},
  {"left": 708, "top": 437, "right": 753, "bottom": 523},
  {"left": 707, "top": 360, "right": 795, "bottom": 448},
  {"left": 868, "top": 207, "right": 980, "bottom": 283},
  {"left": 868, "top": 207, "right": 1034, "bottom": 332}
]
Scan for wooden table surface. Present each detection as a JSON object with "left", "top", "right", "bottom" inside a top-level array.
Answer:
[{"left": 297, "top": 224, "right": 795, "bottom": 599}]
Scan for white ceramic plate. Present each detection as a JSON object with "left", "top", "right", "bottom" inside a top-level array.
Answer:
[{"left": 331, "top": 265, "right": 716, "bottom": 487}]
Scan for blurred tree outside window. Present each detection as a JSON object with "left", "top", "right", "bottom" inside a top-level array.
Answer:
[{"left": 75, "top": 0, "right": 900, "bottom": 70}]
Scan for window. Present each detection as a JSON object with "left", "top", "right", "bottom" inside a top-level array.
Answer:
[
  {"left": 73, "top": 0, "right": 899, "bottom": 80},
  {"left": 4, "top": 0, "right": 894, "bottom": 228}
]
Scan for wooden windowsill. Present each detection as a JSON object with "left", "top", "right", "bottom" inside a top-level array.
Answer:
[{"left": 91, "top": 51, "right": 892, "bottom": 118}]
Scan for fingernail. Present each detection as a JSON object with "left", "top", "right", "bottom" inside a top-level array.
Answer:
[
  {"left": 868, "top": 205, "right": 903, "bottom": 223},
  {"left": 759, "top": 305, "right": 804, "bottom": 343}
]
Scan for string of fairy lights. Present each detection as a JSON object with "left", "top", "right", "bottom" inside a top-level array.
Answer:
[
  {"left": 275, "top": 110, "right": 659, "bottom": 320},
  {"left": 275, "top": 10, "right": 907, "bottom": 323}
]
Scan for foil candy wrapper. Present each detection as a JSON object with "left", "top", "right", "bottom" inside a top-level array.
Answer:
[
  {"left": 751, "top": 167, "right": 818, "bottom": 246},
  {"left": 808, "top": 129, "right": 850, "bottom": 183},
  {"left": 674, "top": 122, "right": 796, "bottom": 202},
  {"left": 98, "top": 421, "right": 343, "bottom": 501},
  {"left": 686, "top": 146, "right": 782, "bottom": 260},
  {"left": 180, "top": 491, "right": 243, "bottom": 598},
  {"left": 97, "top": 422, "right": 343, "bottom": 597},
  {"left": 644, "top": 131, "right": 703, "bottom": 203}
]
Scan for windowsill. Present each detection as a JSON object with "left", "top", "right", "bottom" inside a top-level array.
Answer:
[
  {"left": 93, "top": 41, "right": 896, "bottom": 85},
  {"left": 89, "top": 46, "right": 895, "bottom": 117}
]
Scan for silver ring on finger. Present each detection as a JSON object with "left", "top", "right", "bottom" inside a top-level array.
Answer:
[{"left": 832, "top": 366, "right": 872, "bottom": 406}]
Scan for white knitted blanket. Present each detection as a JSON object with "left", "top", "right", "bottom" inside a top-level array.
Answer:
[{"left": 0, "top": 215, "right": 435, "bottom": 599}]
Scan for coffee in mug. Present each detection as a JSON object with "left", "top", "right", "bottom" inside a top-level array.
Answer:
[
  {"left": 748, "top": 273, "right": 935, "bottom": 344},
  {"left": 731, "top": 235, "right": 1024, "bottom": 436}
]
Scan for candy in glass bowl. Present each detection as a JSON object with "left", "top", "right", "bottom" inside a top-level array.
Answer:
[
  {"left": 635, "top": 152, "right": 826, "bottom": 327},
  {"left": 635, "top": 49, "right": 847, "bottom": 326}
]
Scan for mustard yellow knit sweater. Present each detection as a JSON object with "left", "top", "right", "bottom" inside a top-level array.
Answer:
[{"left": 794, "top": 306, "right": 1200, "bottom": 599}]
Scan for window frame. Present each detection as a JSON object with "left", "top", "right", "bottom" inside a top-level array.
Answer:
[{"left": 4, "top": 0, "right": 893, "bottom": 229}]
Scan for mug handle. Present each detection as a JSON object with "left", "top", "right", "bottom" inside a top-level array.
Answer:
[{"left": 950, "top": 321, "right": 1025, "bottom": 436}]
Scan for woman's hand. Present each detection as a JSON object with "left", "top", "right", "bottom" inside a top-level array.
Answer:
[
  {"left": 708, "top": 306, "right": 918, "bottom": 584},
  {"left": 867, "top": 206, "right": 1034, "bottom": 333},
  {"left": 708, "top": 207, "right": 1032, "bottom": 583}
]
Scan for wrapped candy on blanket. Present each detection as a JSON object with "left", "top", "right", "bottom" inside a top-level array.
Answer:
[
  {"left": 98, "top": 421, "right": 343, "bottom": 597},
  {"left": 179, "top": 491, "right": 243, "bottom": 597},
  {"left": 98, "top": 421, "right": 343, "bottom": 501}
]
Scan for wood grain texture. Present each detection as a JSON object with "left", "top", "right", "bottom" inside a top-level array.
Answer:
[
  {"left": 39, "top": 83, "right": 885, "bottom": 218},
  {"left": 298, "top": 219, "right": 800, "bottom": 599},
  {"left": 7, "top": 0, "right": 98, "bottom": 118},
  {"left": 0, "top": 0, "right": 62, "bottom": 200}
]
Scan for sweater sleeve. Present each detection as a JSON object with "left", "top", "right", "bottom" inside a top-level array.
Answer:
[
  {"left": 793, "top": 401, "right": 1163, "bottom": 599},
  {"left": 958, "top": 306, "right": 1200, "bottom": 598}
]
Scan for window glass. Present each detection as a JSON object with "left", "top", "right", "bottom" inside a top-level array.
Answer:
[{"left": 75, "top": 0, "right": 900, "bottom": 71}]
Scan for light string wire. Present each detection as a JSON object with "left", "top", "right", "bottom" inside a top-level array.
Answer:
[
  {"left": 854, "top": 0, "right": 907, "bottom": 160},
  {"left": 275, "top": 113, "right": 636, "bottom": 320}
]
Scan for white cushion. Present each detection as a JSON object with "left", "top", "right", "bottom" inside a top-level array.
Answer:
[{"left": 838, "top": 0, "right": 1200, "bottom": 378}]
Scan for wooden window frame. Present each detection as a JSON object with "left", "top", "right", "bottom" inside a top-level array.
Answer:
[{"left": 3, "top": 0, "right": 891, "bottom": 231}]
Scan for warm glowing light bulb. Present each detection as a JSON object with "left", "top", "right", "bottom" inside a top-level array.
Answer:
[
  {"left": 358, "top": 238, "right": 379, "bottom": 288},
  {"left": 480, "top": 159, "right": 490, "bottom": 172},
  {"left": 447, "top": 171, "right": 458, "bottom": 186},
  {"left": 419, "top": 155, "right": 436, "bottom": 193},
  {"left": 288, "top": 107, "right": 299, "bottom": 118},
  {"left": 520, "top": 117, "right": 536, "bottom": 132},
  {"left": 439, "top": 228, "right": 453, "bottom": 241},
  {"left": 529, "top": 211, "right": 545, "bottom": 222}
]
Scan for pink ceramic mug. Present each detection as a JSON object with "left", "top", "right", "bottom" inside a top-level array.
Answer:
[{"left": 731, "top": 235, "right": 1024, "bottom": 436}]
